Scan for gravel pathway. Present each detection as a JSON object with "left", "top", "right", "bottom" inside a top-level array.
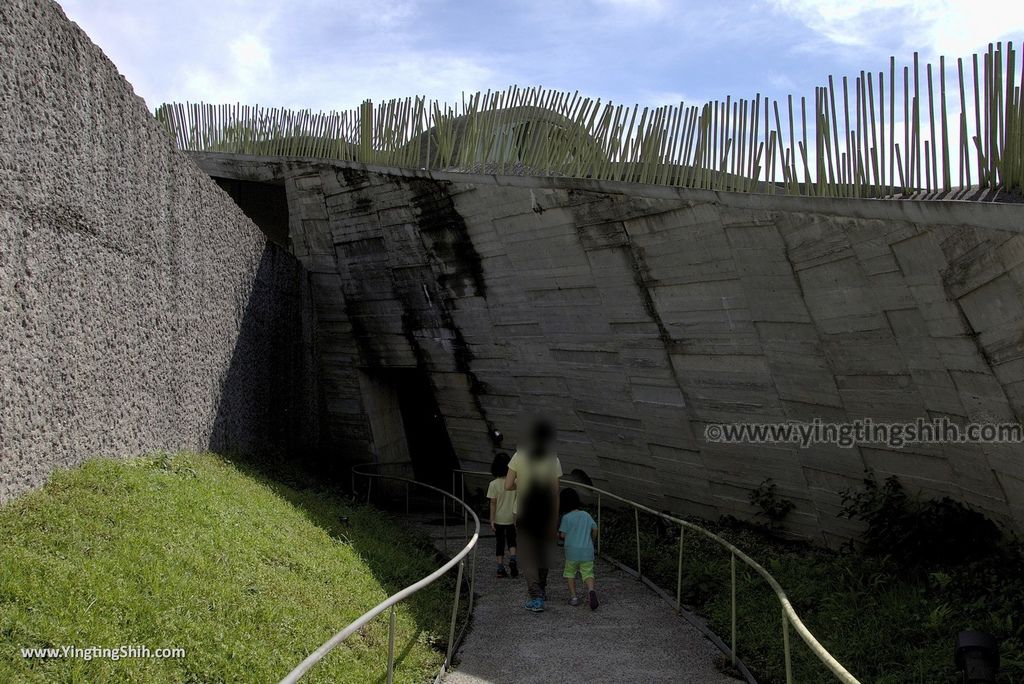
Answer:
[{"left": 419, "top": 520, "right": 739, "bottom": 684}]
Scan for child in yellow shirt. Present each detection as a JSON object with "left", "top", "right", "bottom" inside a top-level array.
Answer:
[{"left": 487, "top": 453, "right": 518, "bottom": 578}]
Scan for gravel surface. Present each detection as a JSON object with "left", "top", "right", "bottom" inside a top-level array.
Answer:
[{"left": 415, "top": 519, "right": 739, "bottom": 684}]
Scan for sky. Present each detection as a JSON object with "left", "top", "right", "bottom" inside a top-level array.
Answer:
[{"left": 59, "top": 0, "right": 1024, "bottom": 115}]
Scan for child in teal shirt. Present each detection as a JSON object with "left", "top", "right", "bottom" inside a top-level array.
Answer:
[{"left": 558, "top": 487, "right": 599, "bottom": 610}]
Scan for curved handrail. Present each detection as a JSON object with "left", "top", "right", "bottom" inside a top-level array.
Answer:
[
  {"left": 279, "top": 465, "right": 480, "bottom": 684},
  {"left": 454, "top": 468, "right": 859, "bottom": 684}
]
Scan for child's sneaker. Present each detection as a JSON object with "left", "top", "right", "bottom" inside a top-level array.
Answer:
[
  {"left": 588, "top": 590, "right": 599, "bottom": 610},
  {"left": 568, "top": 596, "right": 580, "bottom": 606},
  {"left": 525, "top": 598, "right": 545, "bottom": 612},
  {"left": 508, "top": 557, "right": 519, "bottom": 578},
  {"left": 496, "top": 566, "right": 508, "bottom": 578}
]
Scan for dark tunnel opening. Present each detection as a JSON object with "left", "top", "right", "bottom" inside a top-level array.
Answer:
[{"left": 362, "top": 368, "right": 459, "bottom": 491}]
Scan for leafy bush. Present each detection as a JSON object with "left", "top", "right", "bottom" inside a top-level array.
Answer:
[
  {"left": 839, "top": 471, "right": 1003, "bottom": 569},
  {"left": 749, "top": 478, "right": 796, "bottom": 530},
  {"left": 596, "top": 474, "right": 1024, "bottom": 684}
]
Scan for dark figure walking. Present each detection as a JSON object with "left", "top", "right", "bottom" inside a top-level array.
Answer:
[{"left": 505, "top": 419, "right": 562, "bottom": 612}]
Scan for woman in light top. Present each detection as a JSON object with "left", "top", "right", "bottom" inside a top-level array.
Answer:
[{"left": 504, "top": 419, "right": 562, "bottom": 612}]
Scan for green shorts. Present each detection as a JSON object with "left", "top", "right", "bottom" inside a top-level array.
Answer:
[{"left": 563, "top": 559, "right": 595, "bottom": 580}]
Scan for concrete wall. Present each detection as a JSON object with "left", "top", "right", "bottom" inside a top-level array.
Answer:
[
  {"left": 198, "top": 152, "right": 1024, "bottom": 542},
  {"left": 0, "top": 1, "right": 314, "bottom": 503}
]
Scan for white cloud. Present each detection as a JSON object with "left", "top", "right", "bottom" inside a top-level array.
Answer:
[
  {"left": 229, "top": 35, "right": 272, "bottom": 77},
  {"left": 59, "top": 0, "right": 503, "bottom": 112},
  {"left": 770, "top": 0, "right": 1024, "bottom": 59},
  {"left": 179, "top": 33, "right": 274, "bottom": 104}
]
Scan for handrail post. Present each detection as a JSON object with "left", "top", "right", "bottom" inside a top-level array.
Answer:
[
  {"left": 634, "top": 508, "right": 642, "bottom": 579},
  {"left": 386, "top": 605, "right": 396, "bottom": 684},
  {"left": 730, "top": 551, "right": 737, "bottom": 666},
  {"left": 676, "top": 524, "right": 684, "bottom": 613},
  {"left": 442, "top": 495, "right": 448, "bottom": 552},
  {"left": 445, "top": 560, "right": 466, "bottom": 668},
  {"left": 596, "top": 494, "right": 602, "bottom": 555},
  {"left": 461, "top": 471, "right": 467, "bottom": 538},
  {"left": 468, "top": 540, "right": 478, "bottom": 617},
  {"left": 451, "top": 471, "right": 457, "bottom": 514},
  {"left": 367, "top": 476, "right": 372, "bottom": 505},
  {"left": 782, "top": 608, "right": 793, "bottom": 684}
]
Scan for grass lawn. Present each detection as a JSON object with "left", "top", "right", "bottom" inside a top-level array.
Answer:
[{"left": 0, "top": 453, "right": 454, "bottom": 683}]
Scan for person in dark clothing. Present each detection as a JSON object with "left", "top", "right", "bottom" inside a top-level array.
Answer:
[{"left": 504, "top": 419, "right": 562, "bottom": 612}]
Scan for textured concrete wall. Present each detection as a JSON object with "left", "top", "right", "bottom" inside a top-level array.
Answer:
[
  {"left": 0, "top": 1, "right": 313, "bottom": 503},
  {"left": 198, "top": 152, "right": 1024, "bottom": 542}
]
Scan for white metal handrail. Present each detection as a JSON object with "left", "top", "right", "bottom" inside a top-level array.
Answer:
[
  {"left": 279, "top": 465, "right": 480, "bottom": 684},
  {"left": 454, "top": 468, "right": 859, "bottom": 684}
]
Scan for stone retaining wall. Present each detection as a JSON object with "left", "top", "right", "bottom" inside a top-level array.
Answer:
[{"left": 0, "top": 1, "right": 314, "bottom": 503}]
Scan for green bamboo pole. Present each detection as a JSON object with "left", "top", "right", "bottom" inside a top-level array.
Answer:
[
  {"left": 826, "top": 77, "right": 841, "bottom": 194},
  {"left": 842, "top": 76, "right": 852, "bottom": 194},
  {"left": 997, "top": 43, "right": 1005, "bottom": 159},
  {"left": 925, "top": 140, "right": 932, "bottom": 193},
  {"left": 767, "top": 100, "right": 776, "bottom": 193},
  {"left": 856, "top": 73, "right": 866, "bottom": 188},
  {"left": 895, "top": 143, "right": 906, "bottom": 189},
  {"left": 913, "top": 52, "right": 922, "bottom": 189},
  {"left": 867, "top": 72, "right": 879, "bottom": 192},
  {"left": 927, "top": 62, "right": 938, "bottom": 191},
  {"left": 985, "top": 47, "right": 993, "bottom": 186},
  {"left": 800, "top": 96, "right": 810, "bottom": 191},
  {"left": 814, "top": 88, "right": 824, "bottom": 195},
  {"left": 787, "top": 94, "right": 797, "bottom": 193},
  {"left": 958, "top": 58, "right": 968, "bottom": 188},
  {"left": 711, "top": 100, "right": 720, "bottom": 188},
  {"left": 724, "top": 94, "right": 733, "bottom": 184},
  {"left": 730, "top": 99, "right": 739, "bottom": 181},
  {"left": 749, "top": 94, "right": 761, "bottom": 188},
  {"left": 974, "top": 53, "right": 984, "bottom": 185},
  {"left": 902, "top": 65, "right": 910, "bottom": 193},
  {"left": 878, "top": 71, "right": 886, "bottom": 193},
  {"left": 886, "top": 58, "right": 894, "bottom": 194},
  {"left": 940, "top": 56, "right": 950, "bottom": 191},
  {"left": 1004, "top": 43, "right": 1018, "bottom": 188},
  {"left": 773, "top": 98, "right": 787, "bottom": 193}
]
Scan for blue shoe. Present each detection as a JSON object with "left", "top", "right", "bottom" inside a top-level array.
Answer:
[{"left": 525, "top": 598, "right": 545, "bottom": 612}]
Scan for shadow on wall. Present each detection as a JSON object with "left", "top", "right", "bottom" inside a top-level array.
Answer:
[
  {"left": 212, "top": 177, "right": 290, "bottom": 248},
  {"left": 209, "top": 243, "right": 318, "bottom": 465}
]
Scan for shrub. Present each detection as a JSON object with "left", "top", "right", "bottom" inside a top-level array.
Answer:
[
  {"left": 749, "top": 478, "right": 796, "bottom": 531},
  {"left": 839, "top": 471, "right": 1003, "bottom": 569}
]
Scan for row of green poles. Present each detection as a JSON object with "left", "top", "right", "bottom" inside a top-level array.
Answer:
[{"left": 155, "top": 43, "right": 1024, "bottom": 196}]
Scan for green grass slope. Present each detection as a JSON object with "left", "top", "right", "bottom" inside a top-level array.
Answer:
[{"left": 0, "top": 453, "right": 452, "bottom": 683}]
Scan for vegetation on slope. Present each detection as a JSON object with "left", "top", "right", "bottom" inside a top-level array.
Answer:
[
  {"left": 0, "top": 453, "right": 453, "bottom": 683},
  {"left": 599, "top": 474, "right": 1024, "bottom": 684}
]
